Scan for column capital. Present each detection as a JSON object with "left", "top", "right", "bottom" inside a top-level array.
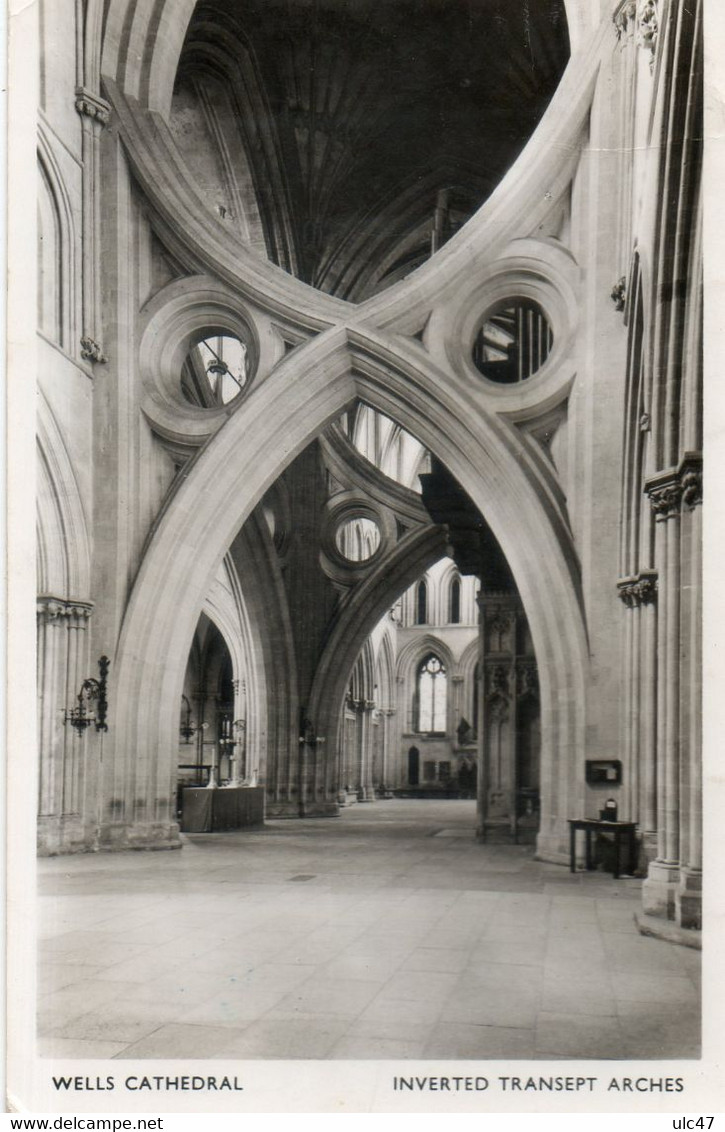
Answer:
[
  {"left": 617, "top": 569, "right": 658, "bottom": 607},
  {"left": 645, "top": 453, "right": 702, "bottom": 520},
  {"left": 636, "top": 0, "right": 659, "bottom": 66},
  {"left": 613, "top": 0, "right": 638, "bottom": 41},
  {"left": 75, "top": 87, "right": 111, "bottom": 127},
  {"left": 37, "top": 596, "right": 94, "bottom": 627}
]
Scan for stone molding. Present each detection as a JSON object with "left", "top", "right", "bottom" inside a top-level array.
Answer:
[
  {"left": 516, "top": 659, "right": 539, "bottom": 698},
  {"left": 485, "top": 662, "right": 511, "bottom": 698},
  {"left": 614, "top": 0, "right": 659, "bottom": 66},
  {"left": 37, "top": 596, "right": 94, "bottom": 627},
  {"left": 486, "top": 610, "right": 516, "bottom": 636},
  {"left": 80, "top": 336, "right": 107, "bottom": 364},
  {"left": 637, "top": 0, "right": 659, "bottom": 64},
  {"left": 617, "top": 570, "right": 658, "bottom": 607},
  {"left": 610, "top": 276, "right": 627, "bottom": 311},
  {"left": 614, "top": 0, "right": 638, "bottom": 40},
  {"left": 645, "top": 454, "right": 702, "bottom": 520},
  {"left": 75, "top": 88, "right": 111, "bottom": 127}
]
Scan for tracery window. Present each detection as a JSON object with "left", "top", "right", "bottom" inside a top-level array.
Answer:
[{"left": 416, "top": 653, "right": 447, "bottom": 734}]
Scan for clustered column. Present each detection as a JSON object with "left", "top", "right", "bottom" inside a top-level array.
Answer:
[
  {"left": 37, "top": 597, "right": 94, "bottom": 853},
  {"left": 617, "top": 570, "right": 658, "bottom": 853},
  {"left": 641, "top": 457, "right": 702, "bottom": 929}
]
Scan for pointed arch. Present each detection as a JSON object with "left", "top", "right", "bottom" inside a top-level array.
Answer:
[
  {"left": 37, "top": 130, "right": 77, "bottom": 351},
  {"left": 105, "top": 325, "right": 588, "bottom": 859},
  {"left": 37, "top": 392, "right": 91, "bottom": 600}
]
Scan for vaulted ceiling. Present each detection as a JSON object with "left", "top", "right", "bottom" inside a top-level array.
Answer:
[{"left": 174, "top": 0, "right": 570, "bottom": 299}]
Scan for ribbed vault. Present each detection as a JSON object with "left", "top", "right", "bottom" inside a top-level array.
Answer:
[{"left": 172, "top": 0, "right": 570, "bottom": 297}]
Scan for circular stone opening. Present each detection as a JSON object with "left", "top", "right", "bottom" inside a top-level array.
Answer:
[
  {"left": 181, "top": 333, "right": 249, "bottom": 407},
  {"left": 472, "top": 300, "right": 552, "bottom": 384},
  {"left": 335, "top": 516, "right": 381, "bottom": 563}
]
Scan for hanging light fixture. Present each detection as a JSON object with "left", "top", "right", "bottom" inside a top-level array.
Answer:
[
  {"left": 63, "top": 657, "right": 109, "bottom": 735},
  {"left": 179, "top": 694, "right": 208, "bottom": 743}
]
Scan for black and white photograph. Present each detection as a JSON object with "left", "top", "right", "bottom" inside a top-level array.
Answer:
[{"left": 6, "top": 0, "right": 722, "bottom": 1117}]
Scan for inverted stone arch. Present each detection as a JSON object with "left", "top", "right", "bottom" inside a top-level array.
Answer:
[
  {"left": 103, "top": 19, "right": 606, "bottom": 340},
  {"left": 107, "top": 323, "right": 587, "bottom": 859}
]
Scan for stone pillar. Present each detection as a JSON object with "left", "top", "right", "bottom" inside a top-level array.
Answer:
[
  {"left": 617, "top": 571, "right": 658, "bottom": 851},
  {"left": 75, "top": 88, "right": 110, "bottom": 366},
  {"left": 640, "top": 581, "right": 659, "bottom": 855},
  {"left": 638, "top": 464, "right": 697, "bottom": 923},
  {"left": 356, "top": 700, "right": 376, "bottom": 801},
  {"left": 381, "top": 708, "right": 396, "bottom": 790},
  {"left": 450, "top": 675, "right": 464, "bottom": 730},
  {"left": 37, "top": 597, "right": 94, "bottom": 854},
  {"left": 676, "top": 463, "right": 702, "bottom": 929},
  {"left": 475, "top": 592, "right": 487, "bottom": 840}
]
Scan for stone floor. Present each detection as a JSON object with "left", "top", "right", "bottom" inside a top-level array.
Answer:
[{"left": 37, "top": 800, "right": 701, "bottom": 1061}]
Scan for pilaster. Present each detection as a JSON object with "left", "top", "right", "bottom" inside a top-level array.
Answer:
[{"left": 75, "top": 86, "right": 111, "bottom": 366}]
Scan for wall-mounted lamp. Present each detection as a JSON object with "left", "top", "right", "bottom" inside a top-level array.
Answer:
[
  {"left": 299, "top": 717, "right": 325, "bottom": 746},
  {"left": 180, "top": 694, "right": 209, "bottom": 743},
  {"left": 64, "top": 656, "right": 109, "bottom": 734}
]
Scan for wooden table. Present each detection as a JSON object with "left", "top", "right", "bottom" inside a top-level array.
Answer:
[{"left": 568, "top": 818, "right": 637, "bottom": 879}]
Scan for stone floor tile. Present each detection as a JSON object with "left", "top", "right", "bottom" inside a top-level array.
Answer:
[
  {"left": 318, "top": 951, "right": 406, "bottom": 983},
  {"left": 402, "top": 948, "right": 473, "bottom": 974},
  {"left": 439, "top": 981, "right": 540, "bottom": 1029},
  {"left": 38, "top": 1037, "right": 130, "bottom": 1059},
  {"left": 378, "top": 969, "right": 460, "bottom": 1003},
  {"left": 540, "top": 970, "right": 616, "bottom": 1017},
  {"left": 41, "top": 942, "right": 154, "bottom": 969},
  {"left": 417, "top": 927, "right": 483, "bottom": 950},
  {"left": 535, "top": 1011, "right": 624, "bottom": 1059},
  {"left": 610, "top": 972, "right": 698, "bottom": 1004},
  {"left": 468, "top": 938, "right": 547, "bottom": 967},
  {"left": 423, "top": 1022, "right": 536, "bottom": 1059},
  {"left": 112, "top": 1023, "right": 245, "bottom": 1059},
  {"left": 271, "top": 977, "right": 382, "bottom": 1020},
  {"left": 329, "top": 1035, "right": 426, "bottom": 1059},
  {"left": 179, "top": 984, "right": 290, "bottom": 1027},
  {"left": 36, "top": 800, "right": 700, "bottom": 1061},
  {"left": 45, "top": 1009, "right": 164, "bottom": 1046},
  {"left": 38, "top": 980, "right": 139, "bottom": 1034},
  {"left": 214, "top": 1016, "right": 348, "bottom": 1058},
  {"left": 37, "top": 963, "right": 108, "bottom": 995},
  {"left": 356, "top": 994, "right": 443, "bottom": 1027}
]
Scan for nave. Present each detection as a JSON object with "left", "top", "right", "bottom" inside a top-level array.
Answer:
[{"left": 38, "top": 801, "right": 700, "bottom": 1062}]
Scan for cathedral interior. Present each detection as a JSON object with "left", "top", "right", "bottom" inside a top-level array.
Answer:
[{"left": 29, "top": 0, "right": 703, "bottom": 1067}]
